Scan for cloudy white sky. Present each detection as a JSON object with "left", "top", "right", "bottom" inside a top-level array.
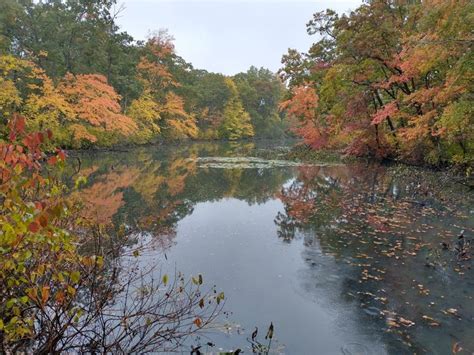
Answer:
[{"left": 116, "top": 1, "right": 362, "bottom": 75}]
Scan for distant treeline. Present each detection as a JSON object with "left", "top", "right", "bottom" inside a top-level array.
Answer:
[{"left": 0, "top": 0, "right": 286, "bottom": 148}]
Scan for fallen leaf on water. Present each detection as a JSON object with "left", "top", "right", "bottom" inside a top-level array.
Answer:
[
  {"left": 452, "top": 342, "right": 463, "bottom": 354},
  {"left": 422, "top": 315, "right": 440, "bottom": 327},
  {"left": 399, "top": 317, "right": 415, "bottom": 327},
  {"left": 442, "top": 308, "right": 459, "bottom": 317},
  {"left": 386, "top": 318, "right": 400, "bottom": 328}
]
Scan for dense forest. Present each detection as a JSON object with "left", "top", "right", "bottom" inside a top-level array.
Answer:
[
  {"left": 0, "top": 0, "right": 286, "bottom": 148},
  {"left": 279, "top": 0, "right": 473, "bottom": 167}
]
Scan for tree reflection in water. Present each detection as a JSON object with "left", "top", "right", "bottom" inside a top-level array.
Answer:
[
  {"left": 70, "top": 142, "right": 473, "bottom": 354},
  {"left": 276, "top": 163, "right": 473, "bottom": 354}
]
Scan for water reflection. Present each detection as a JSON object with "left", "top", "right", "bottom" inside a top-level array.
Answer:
[
  {"left": 72, "top": 142, "right": 293, "bottom": 237},
  {"left": 71, "top": 142, "right": 473, "bottom": 354},
  {"left": 277, "top": 164, "right": 474, "bottom": 354}
]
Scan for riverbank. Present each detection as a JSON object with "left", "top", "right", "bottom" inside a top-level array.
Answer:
[{"left": 285, "top": 144, "right": 474, "bottom": 185}]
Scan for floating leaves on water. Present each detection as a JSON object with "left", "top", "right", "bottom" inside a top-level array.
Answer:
[
  {"left": 398, "top": 317, "right": 415, "bottom": 327},
  {"left": 442, "top": 308, "right": 460, "bottom": 318},
  {"left": 421, "top": 315, "right": 440, "bottom": 327},
  {"left": 187, "top": 156, "right": 338, "bottom": 169},
  {"left": 384, "top": 312, "right": 415, "bottom": 328},
  {"left": 452, "top": 342, "right": 463, "bottom": 354}
]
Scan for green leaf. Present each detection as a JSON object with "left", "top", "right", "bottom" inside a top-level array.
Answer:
[
  {"left": 6, "top": 298, "right": 16, "bottom": 309},
  {"left": 23, "top": 250, "right": 32, "bottom": 260},
  {"left": 70, "top": 271, "right": 80, "bottom": 284}
]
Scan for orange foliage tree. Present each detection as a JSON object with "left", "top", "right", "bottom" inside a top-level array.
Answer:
[
  {"left": 58, "top": 73, "right": 137, "bottom": 143},
  {"left": 279, "top": 85, "right": 327, "bottom": 149},
  {"left": 0, "top": 55, "right": 138, "bottom": 148},
  {"left": 130, "top": 31, "right": 198, "bottom": 139}
]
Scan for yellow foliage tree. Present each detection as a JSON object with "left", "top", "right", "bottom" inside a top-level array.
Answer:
[
  {"left": 219, "top": 78, "right": 254, "bottom": 140},
  {"left": 24, "top": 75, "right": 75, "bottom": 137},
  {"left": 0, "top": 55, "right": 35, "bottom": 122},
  {"left": 162, "top": 92, "right": 198, "bottom": 139},
  {"left": 126, "top": 90, "right": 162, "bottom": 142}
]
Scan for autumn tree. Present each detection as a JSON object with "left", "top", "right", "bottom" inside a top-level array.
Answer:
[
  {"left": 58, "top": 73, "right": 137, "bottom": 145},
  {"left": 129, "top": 31, "right": 198, "bottom": 140},
  {"left": 279, "top": 85, "right": 327, "bottom": 149},
  {"left": 279, "top": 0, "right": 473, "bottom": 166},
  {"left": 219, "top": 78, "right": 254, "bottom": 140},
  {"left": 0, "top": 55, "right": 37, "bottom": 127},
  {"left": 126, "top": 90, "right": 162, "bottom": 142},
  {"left": 162, "top": 92, "right": 198, "bottom": 139}
]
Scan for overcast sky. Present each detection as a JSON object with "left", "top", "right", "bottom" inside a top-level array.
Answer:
[{"left": 116, "top": 1, "right": 362, "bottom": 75}]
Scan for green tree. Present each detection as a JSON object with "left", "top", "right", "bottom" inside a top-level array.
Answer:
[{"left": 234, "top": 66, "right": 285, "bottom": 137}]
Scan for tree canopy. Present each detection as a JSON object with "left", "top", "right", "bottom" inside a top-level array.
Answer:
[
  {"left": 0, "top": 1, "right": 285, "bottom": 147},
  {"left": 279, "top": 0, "right": 473, "bottom": 167}
]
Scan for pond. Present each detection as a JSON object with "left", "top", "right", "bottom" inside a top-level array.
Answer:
[{"left": 71, "top": 141, "right": 473, "bottom": 354}]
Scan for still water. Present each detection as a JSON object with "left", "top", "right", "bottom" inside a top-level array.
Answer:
[{"left": 72, "top": 141, "right": 473, "bottom": 354}]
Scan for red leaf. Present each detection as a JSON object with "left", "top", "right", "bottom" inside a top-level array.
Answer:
[
  {"left": 371, "top": 102, "right": 398, "bottom": 125},
  {"left": 57, "top": 150, "right": 66, "bottom": 161},
  {"left": 14, "top": 116, "right": 26, "bottom": 134},
  {"left": 28, "top": 221, "right": 40, "bottom": 233},
  {"left": 39, "top": 215, "right": 48, "bottom": 228},
  {"left": 47, "top": 156, "right": 58, "bottom": 165}
]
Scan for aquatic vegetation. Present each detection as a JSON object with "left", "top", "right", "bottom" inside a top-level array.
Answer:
[{"left": 189, "top": 156, "right": 333, "bottom": 169}]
